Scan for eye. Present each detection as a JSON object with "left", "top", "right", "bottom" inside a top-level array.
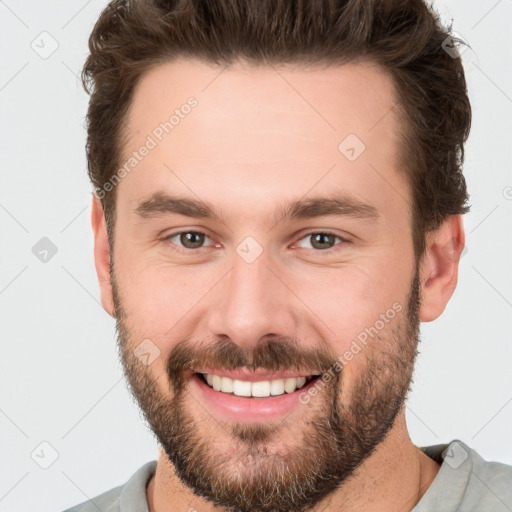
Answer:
[
  {"left": 163, "top": 230, "right": 348, "bottom": 253},
  {"left": 165, "top": 231, "right": 214, "bottom": 250},
  {"left": 295, "top": 232, "right": 347, "bottom": 251}
]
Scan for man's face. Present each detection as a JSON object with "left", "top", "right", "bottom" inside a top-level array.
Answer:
[{"left": 110, "top": 58, "right": 420, "bottom": 512}]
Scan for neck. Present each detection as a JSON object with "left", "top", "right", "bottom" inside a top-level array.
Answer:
[{"left": 147, "top": 411, "right": 441, "bottom": 512}]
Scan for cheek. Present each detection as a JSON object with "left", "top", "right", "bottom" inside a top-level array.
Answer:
[
  {"left": 114, "top": 255, "right": 217, "bottom": 339},
  {"left": 288, "top": 263, "right": 407, "bottom": 355},
  {"left": 113, "top": 219, "right": 190, "bottom": 320}
]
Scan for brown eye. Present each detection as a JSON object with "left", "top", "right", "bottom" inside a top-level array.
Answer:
[
  {"left": 166, "top": 231, "right": 211, "bottom": 250},
  {"left": 309, "top": 233, "right": 337, "bottom": 250},
  {"left": 179, "top": 232, "right": 206, "bottom": 249},
  {"left": 295, "top": 232, "right": 346, "bottom": 252}
]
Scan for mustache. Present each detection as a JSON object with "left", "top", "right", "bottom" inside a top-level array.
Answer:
[{"left": 166, "top": 336, "right": 338, "bottom": 387}]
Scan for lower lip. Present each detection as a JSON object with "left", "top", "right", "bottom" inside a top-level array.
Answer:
[{"left": 191, "top": 373, "right": 320, "bottom": 423}]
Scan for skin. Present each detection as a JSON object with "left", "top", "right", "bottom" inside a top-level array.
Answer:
[{"left": 91, "top": 58, "right": 465, "bottom": 511}]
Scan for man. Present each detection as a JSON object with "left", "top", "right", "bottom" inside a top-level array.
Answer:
[{"left": 64, "top": 0, "right": 512, "bottom": 511}]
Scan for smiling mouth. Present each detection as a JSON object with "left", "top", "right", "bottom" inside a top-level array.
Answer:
[{"left": 195, "top": 372, "right": 321, "bottom": 398}]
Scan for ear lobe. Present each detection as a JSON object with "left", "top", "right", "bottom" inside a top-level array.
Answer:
[
  {"left": 419, "top": 215, "right": 466, "bottom": 322},
  {"left": 91, "top": 195, "right": 115, "bottom": 317}
]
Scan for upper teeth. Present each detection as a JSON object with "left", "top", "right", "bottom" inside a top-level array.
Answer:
[{"left": 204, "top": 373, "right": 308, "bottom": 397}]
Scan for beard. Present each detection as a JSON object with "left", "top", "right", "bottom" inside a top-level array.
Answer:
[{"left": 112, "top": 265, "right": 421, "bottom": 512}]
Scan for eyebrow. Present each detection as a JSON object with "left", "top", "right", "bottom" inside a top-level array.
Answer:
[{"left": 134, "top": 191, "right": 379, "bottom": 224}]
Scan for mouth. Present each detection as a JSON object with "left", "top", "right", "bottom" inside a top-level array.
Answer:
[
  {"left": 195, "top": 372, "right": 321, "bottom": 398},
  {"left": 190, "top": 372, "right": 323, "bottom": 422}
]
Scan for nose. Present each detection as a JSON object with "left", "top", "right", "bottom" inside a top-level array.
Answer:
[{"left": 204, "top": 248, "right": 298, "bottom": 349}]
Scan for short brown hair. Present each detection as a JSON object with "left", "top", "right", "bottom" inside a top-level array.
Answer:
[{"left": 82, "top": 0, "right": 471, "bottom": 262}]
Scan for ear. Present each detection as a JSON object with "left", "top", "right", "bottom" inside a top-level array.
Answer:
[
  {"left": 419, "top": 215, "right": 466, "bottom": 322},
  {"left": 91, "top": 195, "right": 115, "bottom": 317}
]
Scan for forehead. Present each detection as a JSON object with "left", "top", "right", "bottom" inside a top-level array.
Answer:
[{"left": 119, "top": 57, "right": 409, "bottom": 227}]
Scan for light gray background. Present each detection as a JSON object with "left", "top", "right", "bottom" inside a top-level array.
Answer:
[{"left": 0, "top": 1, "right": 511, "bottom": 511}]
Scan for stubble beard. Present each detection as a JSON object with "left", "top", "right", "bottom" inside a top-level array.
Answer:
[{"left": 113, "top": 266, "right": 421, "bottom": 512}]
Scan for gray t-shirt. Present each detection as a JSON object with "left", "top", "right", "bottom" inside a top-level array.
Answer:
[{"left": 62, "top": 440, "right": 512, "bottom": 512}]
